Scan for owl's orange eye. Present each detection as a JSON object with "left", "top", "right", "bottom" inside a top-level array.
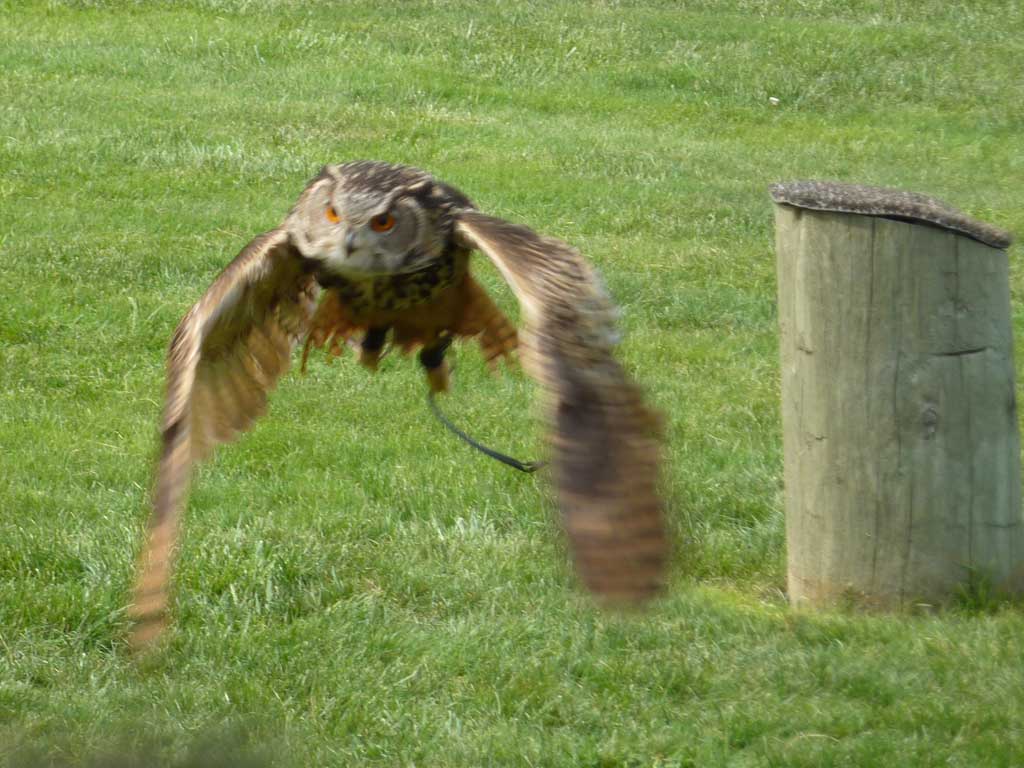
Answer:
[
  {"left": 325, "top": 206, "right": 340, "bottom": 224},
  {"left": 370, "top": 212, "right": 396, "bottom": 233}
]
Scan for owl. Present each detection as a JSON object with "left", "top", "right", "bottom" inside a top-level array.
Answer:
[{"left": 129, "top": 161, "right": 668, "bottom": 649}]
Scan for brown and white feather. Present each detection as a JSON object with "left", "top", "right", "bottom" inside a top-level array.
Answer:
[
  {"left": 455, "top": 212, "right": 668, "bottom": 603},
  {"left": 129, "top": 229, "right": 317, "bottom": 649},
  {"left": 130, "top": 162, "right": 668, "bottom": 651}
]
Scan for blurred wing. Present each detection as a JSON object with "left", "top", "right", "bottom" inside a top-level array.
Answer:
[
  {"left": 129, "top": 229, "right": 319, "bottom": 649},
  {"left": 454, "top": 211, "right": 668, "bottom": 604}
]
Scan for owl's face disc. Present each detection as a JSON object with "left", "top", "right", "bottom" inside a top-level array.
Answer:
[{"left": 286, "top": 162, "right": 451, "bottom": 279}]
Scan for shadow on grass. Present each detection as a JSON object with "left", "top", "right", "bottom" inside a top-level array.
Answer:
[{"left": 5, "top": 730, "right": 274, "bottom": 768}]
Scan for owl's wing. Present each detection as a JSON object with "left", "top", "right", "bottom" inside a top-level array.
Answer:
[
  {"left": 454, "top": 211, "right": 668, "bottom": 604},
  {"left": 129, "top": 228, "right": 318, "bottom": 649}
]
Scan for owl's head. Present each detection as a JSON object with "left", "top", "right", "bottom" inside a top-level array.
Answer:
[{"left": 285, "top": 161, "right": 472, "bottom": 279}]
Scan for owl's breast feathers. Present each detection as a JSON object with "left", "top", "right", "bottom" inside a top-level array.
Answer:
[{"left": 303, "top": 247, "right": 518, "bottom": 370}]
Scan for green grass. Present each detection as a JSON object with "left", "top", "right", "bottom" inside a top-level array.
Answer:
[{"left": 2, "top": 0, "right": 1023, "bottom": 765}]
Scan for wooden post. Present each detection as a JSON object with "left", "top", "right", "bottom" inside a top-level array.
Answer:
[{"left": 772, "top": 181, "right": 1023, "bottom": 608}]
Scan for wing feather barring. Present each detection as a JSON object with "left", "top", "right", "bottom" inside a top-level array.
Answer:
[{"left": 129, "top": 161, "right": 668, "bottom": 650}]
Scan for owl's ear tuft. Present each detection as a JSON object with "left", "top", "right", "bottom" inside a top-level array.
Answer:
[{"left": 382, "top": 179, "right": 435, "bottom": 211}]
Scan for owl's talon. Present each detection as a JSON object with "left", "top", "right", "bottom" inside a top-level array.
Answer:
[
  {"left": 419, "top": 335, "right": 453, "bottom": 393},
  {"left": 426, "top": 360, "right": 450, "bottom": 393},
  {"left": 360, "top": 326, "right": 389, "bottom": 371}
]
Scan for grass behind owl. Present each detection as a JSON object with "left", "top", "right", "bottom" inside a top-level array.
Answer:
[{"left": 2, "top": 1, "right": 1023, "bottom": 766}]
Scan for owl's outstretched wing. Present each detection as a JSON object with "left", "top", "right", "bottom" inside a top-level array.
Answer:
[
  {"left": 129, "top": 229, "right": 318, "bottom": 650},
  {"left": 454, "top": 211, "right": 668, "bottom": 604}
]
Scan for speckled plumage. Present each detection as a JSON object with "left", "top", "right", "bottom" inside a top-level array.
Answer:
[{"left": 129, "top": 161, "right": 668, "bottom": 650}]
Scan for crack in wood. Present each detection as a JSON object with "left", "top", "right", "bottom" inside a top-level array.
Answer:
[{"left": 934, "top": 347, "right": 989, "bottom": 358}]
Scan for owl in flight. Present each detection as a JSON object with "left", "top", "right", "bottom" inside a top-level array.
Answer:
[{"left": 129, "top": 161, "right": 668, "bottom": 649}]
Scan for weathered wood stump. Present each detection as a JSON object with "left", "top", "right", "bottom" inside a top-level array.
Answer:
[{"left": 773, "top": 181, "right": 1023, "bottom": 608}]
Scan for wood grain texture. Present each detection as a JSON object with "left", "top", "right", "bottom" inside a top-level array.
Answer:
[{"left": 776, "top": 204, "right": 1023, "bottom": 608}]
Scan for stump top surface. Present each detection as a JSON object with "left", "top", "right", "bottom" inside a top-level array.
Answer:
[{"left": 769, "top": 180, "right": 1013, "bottom": 249}]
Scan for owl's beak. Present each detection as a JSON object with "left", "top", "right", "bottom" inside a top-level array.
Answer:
[{"left": 343, "top": 230, "right": 358, "bottom": 257}]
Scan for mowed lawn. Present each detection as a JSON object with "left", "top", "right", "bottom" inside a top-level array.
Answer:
[{"left": 2, "top": 1, "right": 1023, "bottom": 765}]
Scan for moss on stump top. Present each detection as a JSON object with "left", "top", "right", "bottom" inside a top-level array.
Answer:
[{"left": 769, "top": 180, "right": 1013, "bottom": 249}]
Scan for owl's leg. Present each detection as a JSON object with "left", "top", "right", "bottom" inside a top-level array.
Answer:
[
  {"left": 419, "top": 334, "right": 453, "bottom": 393},
  {"left": 359, "top": 326, "right": 389, "bottom": 371}
]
